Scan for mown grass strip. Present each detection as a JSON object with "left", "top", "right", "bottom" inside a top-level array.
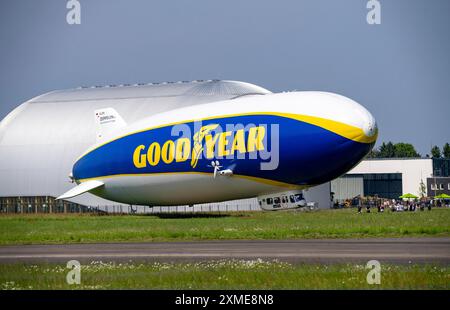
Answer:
[{"left": 0, "top": 208, "right": 449, "bottom": 245}]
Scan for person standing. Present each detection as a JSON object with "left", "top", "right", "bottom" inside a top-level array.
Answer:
[{"left": 420, "top": 200, "right": 425, "bottom": 211}]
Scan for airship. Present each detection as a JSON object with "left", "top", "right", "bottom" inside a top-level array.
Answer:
[{"left": 57, "top": 82, "right": 378, "bottom": 211}]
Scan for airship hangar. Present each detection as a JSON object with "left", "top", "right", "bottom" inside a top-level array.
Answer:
[{"left": 0, "top": 79, "right": 449, "bottom": 214}]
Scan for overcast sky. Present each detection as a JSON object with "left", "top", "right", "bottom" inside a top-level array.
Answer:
[{"left": 0, "top": 0, "right": 449, "bottom": 155}]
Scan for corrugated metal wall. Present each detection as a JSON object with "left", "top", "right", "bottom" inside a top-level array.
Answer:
[{"left": 331, "top": 175, "right": 364, "bottom": 201}]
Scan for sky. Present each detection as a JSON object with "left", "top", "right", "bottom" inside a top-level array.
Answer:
[{"left": 0, "top": 0, "right": 449, "bottom": 155}]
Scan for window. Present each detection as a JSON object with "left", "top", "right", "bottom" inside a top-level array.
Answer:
[
  {"left": 290, "top": 195, "right": 295, "bottom": 203},
  {"left": 273, "top": 197, "right": 281, "bottom": 204},
  {"left": 267, "top": 198, "right": 273, "bottom": 205},
  {"left": 363, "top": 173, "right": 402, "bottom": 199},
  {"left": 440, "top": 184, "right": 444, "bottom": 190},
  {"left": 294, "top": 194, "right": 303, "bottom": 202}
]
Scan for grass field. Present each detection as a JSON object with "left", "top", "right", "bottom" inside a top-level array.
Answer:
[
  {"left": 0, "top": 208, "right": 449, "bottom": 245},
  {"left": 0, "top": 260, "right": 448, "bottom": 289}
]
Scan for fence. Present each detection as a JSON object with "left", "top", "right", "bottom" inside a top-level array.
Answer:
[
  {"left": 0, "top": 196, "right": 262, "bottom": 214},
  {"left": 93, "top": 204, "right": 262, "bottom": 214},
  {"left": 0, "top": 196, "right": 90, "bottom": 214}
]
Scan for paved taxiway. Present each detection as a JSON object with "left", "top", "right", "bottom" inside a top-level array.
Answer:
[{"left": 0, "top": 238, "right": 448, "bottom": 264}]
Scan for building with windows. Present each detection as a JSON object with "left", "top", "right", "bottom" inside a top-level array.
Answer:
[
  {"left": 331, "top": 157, "right": 450, "bottom": 201},
  {"left": 428, "top": 177, "right": 450, "bottom": 197}
]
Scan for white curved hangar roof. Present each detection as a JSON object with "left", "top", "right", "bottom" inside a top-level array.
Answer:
[{"left": 0, "top": 80, "right": 271, "bottom": 206}]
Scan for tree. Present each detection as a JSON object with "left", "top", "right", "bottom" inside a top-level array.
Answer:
[
  {"left": 443, "top": 143, "right": 450, "bottom": 159},
  {"left": 379, "top": 141, "right": 395, "bottom": 158},
  {"left": 431, "top": 145, "right": 441, "bottom": 158},
  {"left": 394, "top": 143, "right": 420, "bottom": 158},
  {"left": 368, "top": 141, "right": 421, "bottom": 158}
]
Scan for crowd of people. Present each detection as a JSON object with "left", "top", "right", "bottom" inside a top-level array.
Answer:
[{"left": 334, "top": 196, "right": 449, "bottom": 213}]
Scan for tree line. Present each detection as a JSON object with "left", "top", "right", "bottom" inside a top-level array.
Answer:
[{"left": 367, "top": 142, "right": 450, "bottom": 159}]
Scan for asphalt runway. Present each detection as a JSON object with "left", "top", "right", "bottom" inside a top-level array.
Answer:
[{"left": 0, "top": 238, "right": 449, "bottom": 264}]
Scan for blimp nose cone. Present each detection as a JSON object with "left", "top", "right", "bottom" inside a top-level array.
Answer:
[
  {"left": 350, "top": 97, "right": 377, "bottom": 141},
  {"left": 363, "top": 117, "right": 378, "bottom": 138}
]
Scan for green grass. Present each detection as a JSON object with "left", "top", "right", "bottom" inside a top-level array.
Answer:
[
  {"left": 0, "top": 260, "right": 448, "bottom": 289},
  {"left": 0, "top": 208, "right": 449, "bottom": 245}
]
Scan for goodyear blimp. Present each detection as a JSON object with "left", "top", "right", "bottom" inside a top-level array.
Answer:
[{"left": 58, "top": 81, "right": 378, "bottom": 210}]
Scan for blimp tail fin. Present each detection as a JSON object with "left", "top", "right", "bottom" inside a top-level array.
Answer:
[
  {"left": 94, "top": 108, "right": 127, "bottom": 142},
  {"left": 56, "top": 180, "right": 104, "bottom": 200}
]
